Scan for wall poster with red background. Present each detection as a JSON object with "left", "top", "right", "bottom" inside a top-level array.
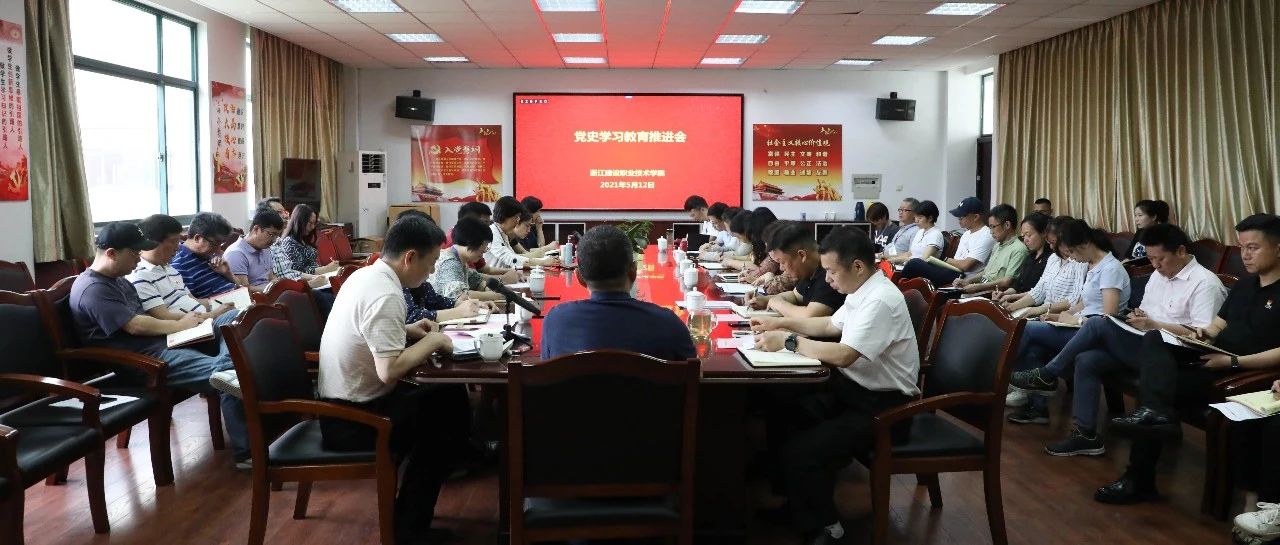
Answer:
[
  {"left": 211, "top": 81, "right": 247, "bottom": 193},
  {"left": 751, "top": 124, "right": 843, "bottom": 201},
  {"left": 0, "top": 18, "right": 29, "bottom": 201},
  {"left": 410, "top": 125, "right": 502, "bottom": 202}
]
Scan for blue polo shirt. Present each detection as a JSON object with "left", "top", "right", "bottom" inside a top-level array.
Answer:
[{"left": 541, "top": 291, "right": 697, "bottom": 362}]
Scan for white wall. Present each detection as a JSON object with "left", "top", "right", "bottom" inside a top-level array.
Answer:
[
  {"left": 0, "top": 1, "right": 31, "bottom": 267},
  {"left": 145, "top": 0, "right": 252, "bottom": 230},
  {"left": 350, "top": 67, "right": 990, "bottom": 237}
]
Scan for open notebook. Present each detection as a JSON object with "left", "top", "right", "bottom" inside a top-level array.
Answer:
[
  {"left": 715, "top": 282, "right": 756, "bottom": 295},
  {"left": 737, "top": 347, "right": 822, "bottom": 367},
  {"left": 732, "top": 304, "right": 781, "bottom": 318},
  {"left": 439, "top": 311, "right": 493, "bottom": 326},
  {"left": 1227, "top": 390, "right": 1280, "bottom": 417},
  {"left": 1105, "top": 316, "right": 1239, "bottom": 356},
  {"left": 209, "top": 287, "right": 252, "bottom": 310},
  {"left": 167, "top": 319, "right": 214, "bottom": 349}
]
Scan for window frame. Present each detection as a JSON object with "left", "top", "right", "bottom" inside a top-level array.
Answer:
[
  {"left": 72, "top": 0, "right": 201, "bottom": 226},
  {"left": 979, "top": 71, "right": 994, "bottom": 137}
]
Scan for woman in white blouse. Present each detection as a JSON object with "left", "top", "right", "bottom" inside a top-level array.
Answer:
[{"left": 887, "top": 200, "right": 945, "bottom": 264}]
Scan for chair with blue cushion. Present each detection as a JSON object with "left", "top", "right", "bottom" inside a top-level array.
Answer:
[
  {"left": 858, "top": 299, "right": 1025, "bottom": 545},
  {"left": 507, "top": 350, "right": 701, "bottom": 545}
]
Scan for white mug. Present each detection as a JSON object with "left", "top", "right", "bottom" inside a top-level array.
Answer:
[
  {"left": 673, "top": 249, "right": 686, "bottom": 263},
  {"left": 682, "top": 267, "right": 699, "bottom": 288},
  {"left": 657, "top": 236, "right": 668, "bottom": 252},
  {"left": 528, "top": 271, "right": 546, "bottom": 293},
  {"left": 684, "top": 290, "right": 706, "bottom": 312},
  {"left": 516, "top": 304, "right": 534, "bottom": 323},
  {"left": 476, "top": 332, "right": 506, "bottom": 361}
]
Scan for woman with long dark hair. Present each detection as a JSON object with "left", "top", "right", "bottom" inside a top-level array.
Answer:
[
  {"left": 271, "top": 204, "right": 340, "bottom": 288},
  {"left": 727, "top": 208, "right": 796, "bottom": 295}
]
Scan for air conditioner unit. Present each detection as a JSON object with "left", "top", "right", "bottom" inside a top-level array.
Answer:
[{"left": 357, "top": 151, "right": 388, "bottom": 238}]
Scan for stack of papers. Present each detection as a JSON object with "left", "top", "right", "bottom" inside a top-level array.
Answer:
[
  {"left": 439, "top": 311, "right": 492, "bottom": 326},
  {"left": 717, "top": 336, "right": 753, "bottom": 350},
  {"left": 676, "top": 300, "right": 735, "bottom": 310},
  {"left": 737, "top": 347, "right": 822, "bottom": 367},
  {"left": 1211, "top": 390, "right": 1280, "bottom": 421},
  {"left": 715, "top": 282, "right": 755, "bottom": 295},
  {"left": 732, "top": 304, "right": 781, "bottom": 318}
]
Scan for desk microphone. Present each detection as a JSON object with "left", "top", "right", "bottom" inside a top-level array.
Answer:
[{"left": 485, "top": 277, "right": 542, "bottom": 317}]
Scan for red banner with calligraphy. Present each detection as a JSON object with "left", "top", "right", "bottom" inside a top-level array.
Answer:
[
  {"left": 0, "top": 19, "right": 28, "bottom": 202},
  {"left": 211, "top": 82, "right": 247, "bottom": 193},
  {"left": 410, "top": 125, "right": 502, "bottom": 202},
  {"left": 751, "top": 124, "right": 843, "bottom": 201}
]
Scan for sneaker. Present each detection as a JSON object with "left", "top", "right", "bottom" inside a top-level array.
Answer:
[
  {"left": 1234, "top": 503, "right": 1280, "bottom": 545},
  {"left": 1045, "top": 427, "right": 1106, "bottom": 456},
  {"left": 234, "top": 458, "right": 252, "bottom": 470},
  {"left": 1008, "top": 404, "right": 1050, "bottom": 425},
  {"left": 1006, "top": 387, "right": 1029, "bottom": 407},
  {"left": 1010, "top": 368, "right": 1058, "bottom": 392},
  {"left": 209, "top": 370, "right": 243, "bottom": 399}
]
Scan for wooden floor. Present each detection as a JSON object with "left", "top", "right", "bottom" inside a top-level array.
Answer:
[{"left": 20, "top": 395, "right": 1234, "bottom": 545}]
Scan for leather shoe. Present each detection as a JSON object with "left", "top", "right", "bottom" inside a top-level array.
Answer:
[
  {"left": 1094, "top": 475, "right": 1158, "bottom": 505},
  {"left": 1109, "top": 406, "right": 1181, "bottom": 440},
  {"left": 803, "top": 529, "right": 845, "bottom": 545}
]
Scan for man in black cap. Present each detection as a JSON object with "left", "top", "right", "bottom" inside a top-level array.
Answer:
[
  {"left": 70, "top": 221, "right": 251, "bottom": 468},
  {"left": 899, "top": 196, "right": 996, "bottom": 287}
]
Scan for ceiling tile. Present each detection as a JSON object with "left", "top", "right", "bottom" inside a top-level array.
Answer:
[
  {"left": 1052, "top": 4, "right": 1138, "bottom": 18},
  {"left": 860, "top": 2, "right": 938, "bottom": 15},
  {"left": 397, "top": 0, "right": 473, "bottom": 9}
]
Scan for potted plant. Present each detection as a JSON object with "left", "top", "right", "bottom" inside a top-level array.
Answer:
[{"left": 616, "top": 220, "right": 653, "bottom": 259}]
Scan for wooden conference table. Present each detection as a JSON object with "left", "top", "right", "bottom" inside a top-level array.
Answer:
[{"left": 407, "top": 245, "right": 830, "bottom": 542}]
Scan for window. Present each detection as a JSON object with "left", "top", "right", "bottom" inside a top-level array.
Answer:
[
  {"left": 71, "top": 0, "right": 199, "bottom": 223},
  {"left": 980, "top": 72, "right": 994, "bottom": 136}
]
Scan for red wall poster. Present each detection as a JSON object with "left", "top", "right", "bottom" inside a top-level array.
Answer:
[
  {"left": 0, "top": 19, "right": 28, "bottom": 202},
  {"left": 410, "top": 125, "right": 502, "bottom": 202},
  {"left": 751, "top": 124, "right": 843, "bottom": 201},
  {"left": 211, "top": 81, "right": 247, "bottom": 193}
]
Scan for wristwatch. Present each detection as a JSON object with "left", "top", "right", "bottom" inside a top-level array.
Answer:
[
  {"left": 784, "top": 333, "right": 799, "bottom": 352},
  {"left": 1230, "top": 355, "right": 1241, "bottom": 370}
]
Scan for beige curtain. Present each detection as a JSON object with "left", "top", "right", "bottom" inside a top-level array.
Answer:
[
  {"left": 25, "top": 0, "right": 93, "bottom": 261},
  {"left": 250, "top": 29, "right": 342, "bottom": 220},
  {"left": 996, "top": 0, "right": 1279, "bottom": 243}
]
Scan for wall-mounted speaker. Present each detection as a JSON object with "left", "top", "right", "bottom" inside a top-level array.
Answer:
[
  {"left": 396, "top": 90, "right": 435, "bottom": 122},
  {"left": 876, "top": 92, "right": 916, "bottom": 121}
]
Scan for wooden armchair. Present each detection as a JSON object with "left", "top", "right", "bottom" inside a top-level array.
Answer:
[
  {"left": 0, "top": 289, "right": 172, "bottom": 487},
  {"left": 508, "top": 351, "right": 700, "bottom": 545},
  {"left": 1220, "top": 246, "right": 1246, "bottom": 278},
  {"left": 329, "top": 264, "right": 361, "bottom": 295},
  {"left": 221, "top": 305, "right": 396, "bottom": 545},
  {"left": 1188, "top": 238, "right": 1228, "bottom": 272},
  {"left": 32, "top": 260, "right": 82, "bottom": 290},
  {"left": 252, "top": 279, "right": 324, "bottom": 365},
  {"left": 1203, "top": 370, "right": 1280, "bottom": 519},
  {"left": 41, "top": 277, "right": 226, "bottom": 458},
  {"left": 0, "top": 261, "right": 35, "bottom": 293},
  {"left": 0, "top": 374, "right": 109, "bottom": 543},
  {"left": 896, "top": 277, "right": 941, "bottom": 365},
  {"left": 860, "top": 299, "right": 1025, "bottom": 545}
]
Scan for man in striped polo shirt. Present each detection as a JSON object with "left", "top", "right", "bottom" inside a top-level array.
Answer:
[
  {"left": 129, "top": 214, "right": 239, "bottom": 328},
  {"left": 170, "top": 212, "right": 240, "bottom": 299}
]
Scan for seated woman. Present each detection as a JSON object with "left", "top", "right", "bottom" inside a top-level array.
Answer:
[
  {"left": 1000, "top": 215, "right": 1088, "bottom": 318},
  {"left": 719, "top": 210, "right": 758, "bottom": 270},
  {"left": 431, "top": 217, "right": 506, "bottom": 302},
  {"left": 271, "top": 204, "right": 341, "bottom": 288},
  {"left": 511, "top": 211, "right": 553, "bottom": 258},
  {"left": 404, "top": 281, "right": 494, "bottom": 324},
  {"left": 517, "top": 196, "right": 560, "bottom": 256},
  {"left": 1124, "top": 199, "right": 1170, "bottom": 265},
  {"left": 727, "top": 209, "right": 797, "bottom": 295},
  {"left": 966, "top": 212, "right": 1052, "bottom": 296},
  {"left": 885, "top": 200, "right": 945, "bottom": 265}
]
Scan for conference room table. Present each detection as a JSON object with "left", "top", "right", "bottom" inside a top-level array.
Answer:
[{"left": 407, "top": 245, "right": 830, "bottom": 543}]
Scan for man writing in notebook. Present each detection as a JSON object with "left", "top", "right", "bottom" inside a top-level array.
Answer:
[
  {"left": 1091, "top": 214, "right": 1280, "bottom": 505},
  {"left": 71, "top": 222, "right": 250, "bottom": 468},
  {"left": 129, "top": 214, "right": 239, "bottom": 326},
  {"left": 1007, "top": 224, "right": 1226, "bottom": 456},
  {"left": 750, "top": 226, "right": 919, "bottom": 545},
  {"left": 745, "top": 221, "right": 847, "bottom": 318},
  {"left": 899, "top": 196, "right": 995, "bottom": 287}
]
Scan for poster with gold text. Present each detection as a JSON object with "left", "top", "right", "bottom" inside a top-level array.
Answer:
[
  {"left": 751, "top": 124, "right": 842, "bottom": 201},
  {"left": 211, "top": 82, "right": 247, "bottom": 193},
  {"left": 410, "top": 125, "right": 501, "bottom": 202},
  {"left": 0, "top": 18, "right": 29, "bottom": 202}
]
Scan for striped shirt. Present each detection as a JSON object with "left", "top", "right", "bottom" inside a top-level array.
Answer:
[
  {"left": 170, "top": 244, "right": 238, "bottom": 299},
  {"left": 127, "top": 258, "right": 205, "bottom": 313},
  {"left": 1028, "top": 253, "right": 1088, "bottom": 306}
]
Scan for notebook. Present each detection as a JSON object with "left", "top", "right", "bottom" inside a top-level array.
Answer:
[
  {"left": 676, "top": 300, "right": 735, "bottom": 310},
  {"left": 925, "top": 256, "right": 962, "bottom": 273},
  {"left": 1226, "top": 390, "right": 1280, "bottom": 418},
  {"left": 715, "top": 282, "right": 756, "bottom": 295},
  {"left": 737, "top": 347, "right": 823, "bottom": 367},
  {"left": 1010, "top": 307, "right": 1038, "bottom": 319},
  {"left": 439, "top": 311, "right": 492, "bottom": 326},
  {"left": 732, "top": 304, "right": 781, "bottom": 318},
  {"left": 699, "top": 262, "right": 729, "bottom": 270},
  {"left": 1043, "top": 320, "right": 1082, "bottom": 329},
  {"left": 167, "top": 319, "right": 214, "bottom": 349},
  {"left": 210, "top": 286, "right": 253, "bottom": 310}
]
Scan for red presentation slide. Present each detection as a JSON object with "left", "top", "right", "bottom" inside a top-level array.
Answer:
[{"left": 514, "top": 94, "right": 743, "bottom": 210}]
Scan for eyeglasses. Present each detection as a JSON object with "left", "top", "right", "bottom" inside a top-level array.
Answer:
[{"left": 897, "top": 207, "right": 912, "bottom": 212}]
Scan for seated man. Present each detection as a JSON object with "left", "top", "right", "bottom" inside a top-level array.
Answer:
[
  {"left": 1032, "top": 197, "right": 1053, "bottom": 217},
  {"left": 72, "top": 222, "right": 249, "bottom": 467},
  {"left": 170, "top": 212, "right": 240, "bottom": 298},
  {"left": 750, "top": 226, "right": 920, "bottom": 545},
  {"left": 223, "top": 210, "right": 284, "bottom": 293},
  {"left": 746, "top": 221, "right": 847, "bottom": 318},
  {"left": 900, "top": 196, "right": 995, "bottom": 286},
  {"left": 699, "top": 202, "right": 733, "bottom": 253},
  {"left": 541, "top": 225, "right": 696, "bottom": 361},
  {"left": 883, "top": 198, "right": 920, "bottom": 257},
  {"left": 954, "top": 204, "right": 1029, "bottom": 293},
  {"left": 1096, "top": 214, "right": 1280, "bottom": 504},
  {"left": 256, "top": 196, "right": 289, "bottom": 220},
  {"left": 128, "top": 214, "right": 238, "bottom": 326},
  {"left": 1008, "top": 224, "right": 1226, "bottom": 455},
  {"left": 318, "top": 215, "right": 466, "bottom": 544}
]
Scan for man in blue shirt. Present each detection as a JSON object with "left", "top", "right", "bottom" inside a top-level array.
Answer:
[
  {"left": 170, "top": 212, "right": 240, "bottom": 298},
  {"left": 541, "top": 225, "right": 696, "bottom": 361}
]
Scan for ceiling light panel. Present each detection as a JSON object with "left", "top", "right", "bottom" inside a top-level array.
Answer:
[
  {"left": 717, "top": 34, "right": 769, "bottom": 44},
  {"left": 927, "top": 3, "right": 1005, "bottom": 16},
  {"left": 387, "top": 33, "right": 443, "bottom": 42},
  {"left": 564, "top": 56, "right": 606, "bottom": 63},
  {"left": 834, "top": 59, "right": 881, "bottom": 66},
  {"left": 535, "top": 0, "right": 599, "bottom": 12},
  {"left": 553, "top": 33, "right": 604, "bottom": 42},
  {"left": 735, "top": 1, "right": 804, "bottom": 15},
  {"left": 424, "top": 56, "right": 468, "bottom": 62},
  {"left": 329, "top": 0, "right": 403, "bottom": 13},
  {"left": 873, "top": 35, "right": 933, "bottom": 45},
  {"left": 701, "top": 57, "right": 745, "bottom": 64}
]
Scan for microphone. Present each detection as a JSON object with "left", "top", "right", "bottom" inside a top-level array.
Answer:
[{"left": 485, "top": 277, "right": 542, "bottom": 317}]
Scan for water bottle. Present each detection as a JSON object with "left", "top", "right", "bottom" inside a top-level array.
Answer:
[
  {"left": 562, "top": 242, "right": 574, "bottom": 265},
  {"left": 854, "top": 201, "right": 866, "bottom": 222}
]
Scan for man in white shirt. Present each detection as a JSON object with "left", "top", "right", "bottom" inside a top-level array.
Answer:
[
  {"left": 1009, "top": 224, "right": 1227, "bottom": 456},
  {"left": 750, "top": 226, "right": 919, "bottom": 545},
  {"left": 484, "top": 196, "right": 559, "bottom": 270},
  {"left": 317, "top": 215, "right": 468, "bottom": 544},
  {"left": 698, "top": 202, "right": 731, "bottom": 252},
  {"left": 683, "top": 194, "right": 713, "bottom": 233},
  {"left": 129, "top": 214, "right": 238, "bottom": 324},
  {"left": 900, "top": 197, "right": 995, "bottom": 286}
]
